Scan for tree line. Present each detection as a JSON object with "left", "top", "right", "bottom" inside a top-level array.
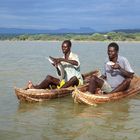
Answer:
[{"left": 0, "top": 32, "right": 140, "bottom": 41}]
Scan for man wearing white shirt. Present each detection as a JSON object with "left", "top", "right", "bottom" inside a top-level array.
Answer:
[
  {"left": 27, "top": 40, "right": 83, "bottom": 89},
  {"left": 88, "top": 42, "right": 134, "bottom": 94}
]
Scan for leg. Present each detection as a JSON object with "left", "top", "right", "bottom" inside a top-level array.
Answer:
[
  {"left": 88, "top": 76, "right": 104, "bottom": 94},
  {"left": 28, "top": 75, "right": 60, "bottom": 89},
  {"left": 61, "top": 76, "right": 79, "bottom": 88},
  {"left": 111, "top": 78, "right": 131, "bottom": 93}
]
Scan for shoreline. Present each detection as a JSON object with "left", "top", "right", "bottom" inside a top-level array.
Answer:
[
  {"left": 1, "top": 32, "right": 140, "bottom": 42},
  {"left": 0, "top": 40, "right": 140, "bottom": 43}
]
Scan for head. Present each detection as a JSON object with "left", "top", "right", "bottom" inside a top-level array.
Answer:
[
  {"left": 61, "top": 40, "right": 72, "bottom": 54},
  {"left": 107, "top": 42, "right": 119, "bottom": 60}
]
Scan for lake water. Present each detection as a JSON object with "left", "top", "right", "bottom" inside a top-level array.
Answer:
[{"left": 0, "top": 41, "right": 140, "bottom": 140}]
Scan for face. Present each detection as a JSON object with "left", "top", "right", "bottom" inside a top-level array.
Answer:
[
  {"left": 108, "top": 46, "right": 118, "bottom": 60},
  {"left": 61, "top": 43, "right": 71, "bottom": 54}
]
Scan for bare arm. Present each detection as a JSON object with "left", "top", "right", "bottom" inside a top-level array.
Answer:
[
  {"left": 100, "top": 75, "right": 106, "bottom": 79},
  {"left": 57, "top": 58, "right": 78, "bottom": 66},
  {"left": 49, "top": 56, "right": 78, "bottom": 66},
  {"left": 111, "top": 63, "right": 134, "bottom": 78}
]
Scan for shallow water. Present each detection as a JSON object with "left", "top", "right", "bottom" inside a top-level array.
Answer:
[{"left": 0, "top": 41, "right": 140, "bottom": 140}]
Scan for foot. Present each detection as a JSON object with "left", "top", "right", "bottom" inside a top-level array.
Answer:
[
  {"left": 95, "top": 88, "right": 103, "bottom": 95},
  {"left": 28, "top": 81, "right": 35, "bottom": 89}
]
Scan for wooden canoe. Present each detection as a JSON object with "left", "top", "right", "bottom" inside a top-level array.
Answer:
[
  {"left": 72, "top": 76, "right": 140, "bottom": 106},
  {"left": 15, "top": 70, "right": 99, "bottom": 102}
]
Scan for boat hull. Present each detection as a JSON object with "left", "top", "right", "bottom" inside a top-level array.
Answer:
[
  {"left": 72, "top": 76, "right": 140, "bottom": 105},
  {"left": 15, "top": 87, "right": 74, "bottom": 102},
  {"left": 15, "top": 70, "right": 98, "bottom": 102}
]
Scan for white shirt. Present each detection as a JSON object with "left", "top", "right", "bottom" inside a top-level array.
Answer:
[
  {"left": 61, "top": 52, "right": 83, "bottom": 85},
  {"left": 104, "top": 55, "right": 134, "bottom": 89}
]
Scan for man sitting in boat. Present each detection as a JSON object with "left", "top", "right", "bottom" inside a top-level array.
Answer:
[
  {"left": 88, "top": 42, "right": 134, "bottom": 94},
  {"left": 27, "top": 40, "right": 83, "bottom": 89}
]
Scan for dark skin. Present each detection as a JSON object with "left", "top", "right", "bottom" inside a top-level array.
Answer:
[
  {"left": 51, "top": 43, "right": 78, "bottom": 67},
  {"left": 108, "top": 47, "right": 133, "bottom": 79},
  {"left": 27, "top": 41, "right": 79, "bottom": 89},
  {"left": 88, "top": 46, "right": 134, "bottom": 94}
]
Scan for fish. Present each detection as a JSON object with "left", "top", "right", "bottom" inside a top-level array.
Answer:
[
  {"left": 106, "top": 61, "right": 115, "bottom": 66},
  {"left": 48, "top": 56, "right": 65, "bottom": 81}
]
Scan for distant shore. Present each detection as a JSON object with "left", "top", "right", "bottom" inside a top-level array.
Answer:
[
  {"left": 0, "top": 40, "right": 140, "bottom": 44},
  {"left": 0, "top": 32, "right": 140, "bottom": 41}
]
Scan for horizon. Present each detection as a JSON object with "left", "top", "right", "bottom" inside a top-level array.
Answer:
[
  {"left": 0, "top": 0, "right": 140, "bottom": 32},
  {"left": 0, "top": 27, "right": 140, "bottom": 34}
]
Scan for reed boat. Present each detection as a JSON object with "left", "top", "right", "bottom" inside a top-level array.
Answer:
[
  {"left": 72, "top": 75, "right": 140, "bottom": 106},
  {"left": 15, "top": 70, "right": 99, "bottom": 102}
]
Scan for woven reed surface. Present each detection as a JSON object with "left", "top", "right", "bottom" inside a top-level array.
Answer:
[
  {"left": 15, "top": 70, "right": 98, "bottom": 102},
  {"left": 72, "top": 76, "right": 140, "bottom": 105}
]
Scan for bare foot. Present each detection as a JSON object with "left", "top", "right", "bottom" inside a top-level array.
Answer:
[
  {"left": 95, "top": 88, "right": 103, "bottom": 95},
  {"left": 28, "top": 81, "right": 35, "bottom": 89}
]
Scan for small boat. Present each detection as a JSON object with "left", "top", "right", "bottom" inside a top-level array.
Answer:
[
  {"left": 15, "top": 70, "right": 99, "bottom": 102},
  {"left": 72, "top": 75, "right": 140, "bottom": 106}
]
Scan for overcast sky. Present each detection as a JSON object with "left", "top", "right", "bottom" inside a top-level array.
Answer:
[{"left": 0, "top": 0, "right": 140, "bottom": 31}]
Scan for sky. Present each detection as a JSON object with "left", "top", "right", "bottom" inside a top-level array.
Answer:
[{"left": 0, "top": 0, "right": 140, "bottom": 31}]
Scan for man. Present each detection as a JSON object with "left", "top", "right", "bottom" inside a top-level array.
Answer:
[
  {"left": 88, "top": 42, "right": 134, "bottom": 94},
  {"left": 27, "top": 40, "right": 83, "bottom": 89}
]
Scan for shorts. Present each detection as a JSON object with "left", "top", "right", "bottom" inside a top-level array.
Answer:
[
  {"left": 78, "top": 78, "right": 83, "bottom": 85},
  {"left": 101, "top": 80, "right": 112, "bottom": 93},
  {"left": 57, "top": 78, "right": 83, "bottom": 89}
]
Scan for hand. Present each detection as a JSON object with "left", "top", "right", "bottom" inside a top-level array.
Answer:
[{"left": 111, "top": 63, "right": 121, "bottom": 69}]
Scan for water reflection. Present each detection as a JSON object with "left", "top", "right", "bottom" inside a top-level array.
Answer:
[
  {"left": 71, "top": 99, "right": 131, "bottom": 139},
  {"left": 15, "top": 95, "right": 139, "bottom": 140},
  {"left": 16, "top": 98, "right": 68, "bottom": 113},
  {"left": 73, "top": 99, "right": 130, "bottom": 118},
  {"left": 17, "top": 102, "right": 42, "bottom": 113}
]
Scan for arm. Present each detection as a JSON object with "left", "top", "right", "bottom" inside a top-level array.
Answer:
[
  {"left": 56, "top": 58, "right": 78, "bottom": 66},
  {"left": 111, "top": 63, "right": 134, "bottom": 78},
  {"left": 119, "top": 66, "right": 134, "bottom": 78},
  {"left": 49, "top": 55, "right": 79, "bottom": 67},
  {"left": 100, "top": 74, "right": 106, "bottom": 79}
]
